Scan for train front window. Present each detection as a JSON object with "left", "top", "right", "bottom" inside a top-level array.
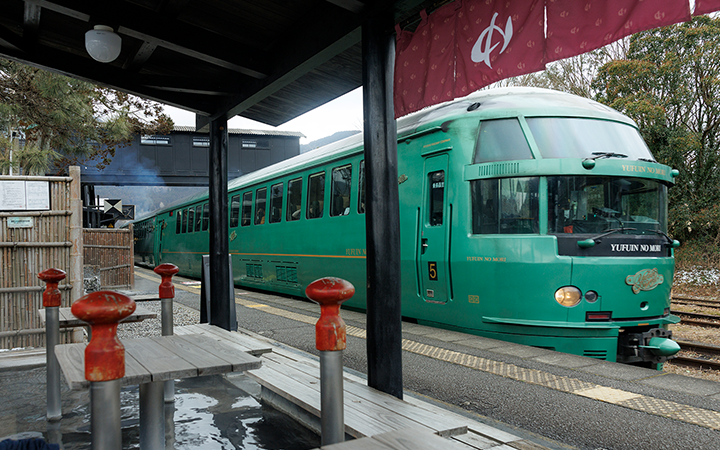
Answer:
[
  {"left": 471, "top": 177, "right": 539, "bottom": 234},
  {"left": 527, "top": 118, "right": 655, "bottom": 160},
  {"left": 474, "top": 119, "right": 533, "bottom": 163},
  {"left": 547, "top": 176, "right": 667, "bottom": 235}
]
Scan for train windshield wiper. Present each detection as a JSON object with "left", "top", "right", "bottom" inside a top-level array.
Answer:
[
  {"left": 577, "top": 227, "right": 637, "bottom": 248},
  {"left": 646, "top": 229, "right": 676, "bottom": 245},
  {"left": 588, "top": 152, "right": 628, "bottom": 160}
]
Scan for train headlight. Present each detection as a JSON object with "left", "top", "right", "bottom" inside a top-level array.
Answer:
[{"left": 554, "top": 286, "right": 582, "bottom": 307}]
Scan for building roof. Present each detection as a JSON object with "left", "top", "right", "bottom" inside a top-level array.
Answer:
[{"left": 172, "top": 126, "right": 305, "bottom": 138}]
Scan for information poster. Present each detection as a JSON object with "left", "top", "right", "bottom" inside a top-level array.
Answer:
[{"left": 0, "top": 180, "right": 50, "bottom": 211}]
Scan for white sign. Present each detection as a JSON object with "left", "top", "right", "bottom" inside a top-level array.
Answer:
[
  {"left": 0, "top": 180, "right": 50, "bottom": 211},
  {"left": 0, "top": 181, "right": 26, "bottom": 210},
  {"left": 8, "top": 217, "right": 33, "bottom": 228}
]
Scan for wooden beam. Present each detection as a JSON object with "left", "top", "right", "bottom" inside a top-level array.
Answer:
[
  {"left": 29, "top": 0, "right": 267, "bottom": 78},
  {"left": 362, "top": 10, "right": 402, "bottom": 399}
]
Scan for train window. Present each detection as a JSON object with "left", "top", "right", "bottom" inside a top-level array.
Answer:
[
  {"left": 176, "top": 210, "right": 182, "bottom": 234},
  {"left": 187, "top": 208, "right": 195, "bottom": 233},
  {"left": 202, "top": 203, "right": 209, "bottom": 231},
  {"left": 255, "top": 188, "right": 267, "bottom": 225},
  {"left": 241, "top": 192, "right": 252, "bottom": 226},
  {"left": 195, "top": 205, "right": 202, "bottom": 231},
  {"left": 474, "top": 119, "right": 533, "bottom": 164},
  {"left": 547, "top": 176, "right": 667, "bottom": 234},
  {"left": 429, "top": 171, "right": 445, "bottom": 226},
  {"left": 330, "top": 165, "right": 352, "bottom": 217},
  {"left": 307, "top": 172, "right": 325, "bottom": 219},
  {"left": 471, "top": 177, "right": 539, "bottom": 234},
  {"left": 527, "top": 118, "right": 655, "bottom": 160},
  {"left": 181, "top": 208, "right": 188, "bottom": 233},
  {"left": 358, "top": 160, "right": 365, "bottom": 214},
  {"left": 286, "top": 178, "right": 302, "bottom": 221},
  {"left": 230, "top": 195, "right": 240, "bottom": 227},
  {"left": 270, "top": 183, "right": 283, "bottom": 223}
]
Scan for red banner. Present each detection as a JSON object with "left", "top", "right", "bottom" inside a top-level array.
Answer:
[
  {"left": 455, "top": 0, "right": 546, "bottom": 97},
  {"left": 546, "top": 0, "right": 691, "bottom": 63},
  {"left": 393, "top": 0, "right": 697, "bottom": 118},
  {"left": 394, "top": 3, "right": 458, "bottom": 118},
  {"left": 695, "top": 0, "right": 720, "bottom": 15}
]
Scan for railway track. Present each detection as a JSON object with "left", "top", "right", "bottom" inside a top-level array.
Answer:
[
  {"left": 672, "top": 295, "right": 720, "bottom": 309},
  {"left": 673, "top": 340, "right": 720, "bottom": 371},
  {"left": 671, "top": 310, "right": 720, "bottom": 328}
]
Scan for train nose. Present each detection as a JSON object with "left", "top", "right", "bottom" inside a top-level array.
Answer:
[{"left": 640, "top": 337, "right": 681, "bottom": 357}]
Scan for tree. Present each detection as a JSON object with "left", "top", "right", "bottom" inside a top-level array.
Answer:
[
  {"left": 593, "top": 16, "right": 720, "bottom": 243},
  {"left": 0, "top": 59, "right": 173, "bottom": 175},
  {"left": 497, "top": 40, "right": 629, "bottom": 98}
]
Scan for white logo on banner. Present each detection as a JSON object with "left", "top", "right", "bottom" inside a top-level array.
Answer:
[{"left": 471, "top": 13, "right": 513, "bottom": 69}]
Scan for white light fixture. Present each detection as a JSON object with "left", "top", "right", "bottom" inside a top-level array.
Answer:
[{"left": 85, "top": 25, "right": 122, "bottom": 63}]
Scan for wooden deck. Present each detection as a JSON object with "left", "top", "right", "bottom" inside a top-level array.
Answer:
[
  {"left": 55, "top": 325, "right": 266, "bottom": 390},
  {"left": 312, "top": 427, "right": 483, "bottom": 450},
  {"left": 244, "top": 331, "right": 542, "bottom": 450}
]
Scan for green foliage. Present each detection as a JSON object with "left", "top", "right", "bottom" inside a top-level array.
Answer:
[
  {"left": 0, "top": 59, "right": 173, "bottom": 175},
  {"left": 592, "top": 16, "right": 720, "bottom": 244}
]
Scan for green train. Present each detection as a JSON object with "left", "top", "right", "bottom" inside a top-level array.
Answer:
[{"left": 133, "top": 87, "right": 681, "bottom": 367}]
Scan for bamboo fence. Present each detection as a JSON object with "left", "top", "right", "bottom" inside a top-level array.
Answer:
[
  {"left": 0, "top": 170, "right": 81, "bottom": 349},
  {"left": 83, "top": 225, "right": 134, "bottom": 290}
]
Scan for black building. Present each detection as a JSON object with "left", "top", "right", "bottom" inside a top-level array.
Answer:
[{"left": 80, "top": 126, "right": 304, "bottom": 186}]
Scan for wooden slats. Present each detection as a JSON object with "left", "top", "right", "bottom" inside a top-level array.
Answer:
[
  {"left": 55, "top": 327, "right": 264, "bottom": 390},
  {"left": 312, "top": 427, "right": 474, "bottom": 450},
  {"left": 38, "top": 306, "right": 157, "bottom": 328},
  {"left": 175, "top": 323, "right": 273, "bottom": 356},
  {"left": 245, "top": 336, "right": 528, "bottom": 449}
]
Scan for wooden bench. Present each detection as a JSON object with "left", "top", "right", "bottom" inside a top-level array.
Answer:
[
  {"left": 38, "top": 306, "right": 156, "bottom": 328},
  {"left": 244, "top": 333, "right": 537, "bottom": 449},
  {"left": 174, "top": 323, "right": 273, "bottom": 356}
]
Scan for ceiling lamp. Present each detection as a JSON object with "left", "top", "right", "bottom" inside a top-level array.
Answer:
[{"left": 85, "top": 25, "right": 122, "bottom": 63}]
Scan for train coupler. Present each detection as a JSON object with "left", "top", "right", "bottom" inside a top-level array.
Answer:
[{"left": 616, "top": 328, "right": 680, "bottom": 365}]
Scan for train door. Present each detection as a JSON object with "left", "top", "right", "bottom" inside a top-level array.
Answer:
[{"left": 417, "top": 154, "right": 450, "bottom": 303}]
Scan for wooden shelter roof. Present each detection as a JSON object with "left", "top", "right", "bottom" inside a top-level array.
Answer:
[{"left": 0, "top": 0, "right": 431, "bottom": 127}]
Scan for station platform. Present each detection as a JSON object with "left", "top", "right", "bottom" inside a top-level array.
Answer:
[{"left": 3, "top": 266, "right": 720, "bottom": 449}]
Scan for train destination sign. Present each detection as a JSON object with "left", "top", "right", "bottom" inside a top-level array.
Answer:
[{"left": 611, "top": 244, "right": 662, "bottom": 253}]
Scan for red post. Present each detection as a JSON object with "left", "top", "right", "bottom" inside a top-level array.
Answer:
[
  {"left": 38, "top": 268, "right": 67, "bottom": 421},
  {"left": 154, "top": 263, "right": 179, "bottom": 403},
  {"left": 71, "top": 291, "right": 136, "bottom": 381},
  {"left": 306, "top": 277, "right": 354, "bottom": 445},
  {"left": 154, "top": 263, "right": 179, "bottom": 300},
  {"left": 306, "top": 277, "right": 355, "bottom": 351},
  {"left": 38, "top": 268, "right": 66, "bottom": 307}
]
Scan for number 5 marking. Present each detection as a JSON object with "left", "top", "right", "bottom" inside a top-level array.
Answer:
[{"left": 428, "top": 262, "right": 438, "bottom": 281}]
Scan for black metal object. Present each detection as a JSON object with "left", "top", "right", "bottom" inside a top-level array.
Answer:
[
  {"left": 208, "top": 118, "right": 233, "bottom": 331},
  {"left": 362, "top": 12, "right": 403, "bottom": 399}
]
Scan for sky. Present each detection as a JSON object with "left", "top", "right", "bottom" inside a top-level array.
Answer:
[{"left": 163, "top": 87, "right": 364, "bottom": 145}]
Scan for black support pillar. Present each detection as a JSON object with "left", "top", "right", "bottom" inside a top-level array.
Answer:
[
  {"left": 208, "top": 117, "right": 232, "bottom": 330},
  {"left": 362, "top": 13, "right": 403, "bottom": 399}
]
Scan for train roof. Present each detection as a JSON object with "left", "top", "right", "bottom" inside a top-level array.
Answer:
[{"left": 142, "top": 88, "right": 636, "bottom": 217}]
